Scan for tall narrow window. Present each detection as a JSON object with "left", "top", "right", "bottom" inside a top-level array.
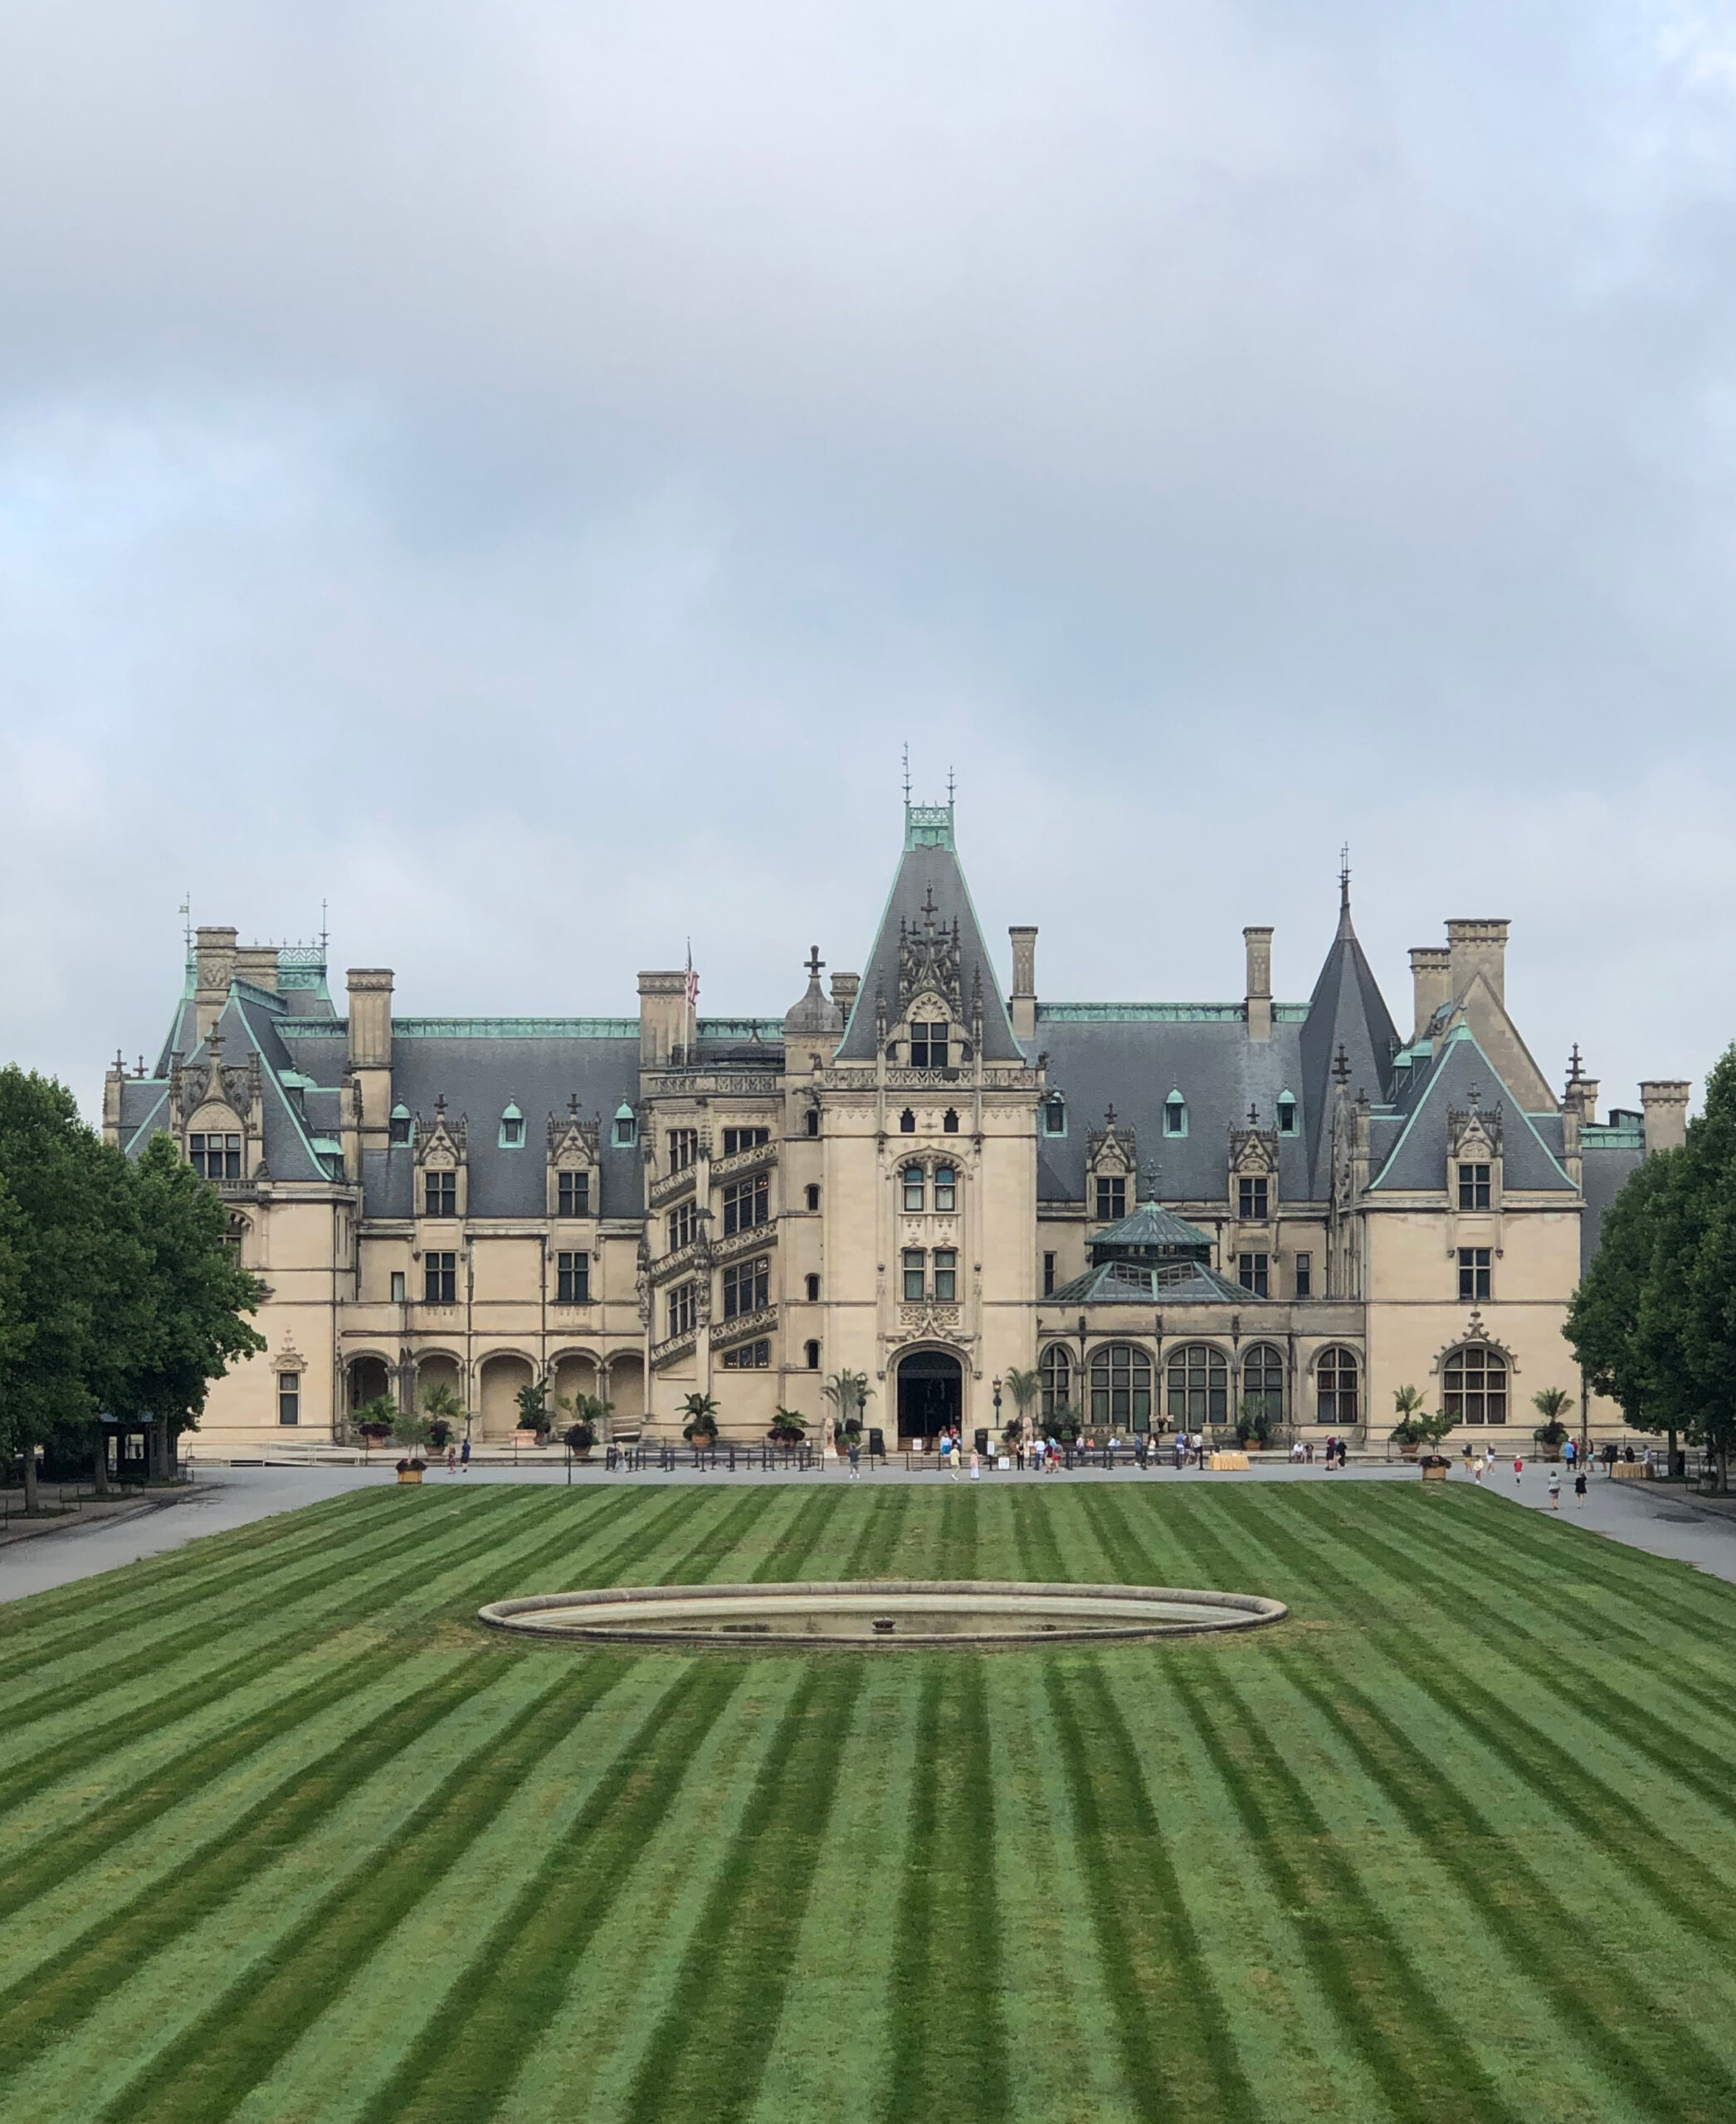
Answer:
[
  {"left": 909, "top": 1022, "right": 949, "bottom": 1068},
  {"left": 1457, "top": 1246, "right": 1492, "bottom": 1302},
  {"left": 666, "top": 1282, "right": 696, "bottom": 1338},
  {"left": 1315, "top": 1347, "right": 1359, "bottom": 1424},
  {"left": 934, "top": 1165, "right": 956, "bottom": 1213},
  {"left": 722, "top": 1175, "right": 769, "bottom": 1235},
  {"left": 722, "top": 1256, "right": 770, "bottom": 1318},
  {"left": 1457, "top": 1162, "right": 1491, "bottom": 1210},
  {"left": 1276, "top": 1094, "right": 1297, "bottom": 1136},
  {"left": 1236, "top": 1252, "right": 1270, "bottom": 1297},
  {"left": 1167, "top": 1345, "right": 1227, "bottom": 1425},
  {"left": 1241, "top": 1345, "right": 1285, "bottom": 1426},
  {"left": 1043, "top": 1097, "right": 1066, "bottom": 1137},
  {"left": 1040, "top": 1345, "right": 1071, "bottom": 1418},
  {"left": 1238, "top": 1176, "right": 1269, "bottom": 1220},
  {"left": 558, "top": 1170, "right": 590, "bottom": 1218},
  {"left": 389, "top": 1270, "right": 406, "bottom": 1303},
  {"left": 277, "top": 1373, "right": 300, "bottom": 1427},
  {"left": 557, "top": 1252, "right": 590, "bottom": 1303},
  {"left": 933, "top": 1249, "right": 957, "bottom": 1303},
  {"left": 1163, "top": 1094, "right": 1187, "bottom": 1138},
  {"left": 899, "top": 1108, "right": 916, "bottom": 1133},
  {"left": 805, "top": 1107, "right": 820, "bottom": 1137},
  {"left": 1043, "top": 1250, "right": 1056, "bottom": 1296},
  {"left": 612, "top": 1106, "right": 637, "bottom": 1147},
  {"left": 805, "top": 1273, "right": 820, "bottom": 1301},
  {"left": 1294, "top": 1251, "right": 1312, "bottom": 1299},
  {"left": 667, "top": 1200, "right": 695, "bottom": 1252},
  {"left": 1095, "top": 1176, "right": 1126, "bottom": 1220},
  {"left": 424, "top": 1171, "right": 456, "bottom": 1218},
  {"left": 423, "top": 1252, "right": 456, "bottom": 1304},
  {"left": 804, "top": 1339, "right": 821, "bottom": 1369},
  {"left": 902, "top": 1250, "right": 925, "bottom": 1302},
  {"left": 805, "top": 1184, "right": 821, "bottom": 1211},
  {"left": 668, "top": 1128, "right": 698, "bottom": 1172},
  {"left": 388, "top": 1105, "right": 412, "bottom": 1145},
  {"left": 943, "top": 1108, "right": 960, "bottom": 1133},
  {"left": 903, "top": 1166, "right": 926, "bottom": 1212},
  {"left": 1090, "top": 1344, "right": 1153, "bottom": 1430},
  {"left": 499, "top": 1104, "right": 525, "bottom": 1148}
]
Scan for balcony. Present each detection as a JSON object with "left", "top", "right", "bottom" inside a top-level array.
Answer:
[
  {"left": 709, "top": 1140, "right": 778, "bottom": 1186},
  {"left": 649, "top": 1166, "right": 697, "bottom": 1211},
  {"left": 711, "top": 1304, "right": 778, "bottom": 1352}
]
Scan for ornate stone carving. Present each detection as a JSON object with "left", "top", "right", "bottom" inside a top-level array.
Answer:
[{"left": 896, "top": 889, "right": 963, "bottom": 1017}]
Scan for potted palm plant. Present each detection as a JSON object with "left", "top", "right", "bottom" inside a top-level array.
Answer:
[
  {"left": 421, "top": 1381, "right": 466, "bottom": 1455},
  {"left": 1389, "top": 1385, "right": 1430, "bottom": 1458},
  {"left": 558, "top": 1391, "right": 611, "bottom": 1460},
  {"left": 355, "top": 1396, "right": 396, "bottom": 1458},
  {"left": 822, "top": 1370, "right": 870, "bottom": 1455},
  {"left": 681, "top": 1391, "right": 719, "bottom": 1447},
  {"left": 515, "top": 1371, "right": 554, "bottom": 1446},
  {"left": 768, "top": 1406, "right": 808, "bottom": 1446},
  {"left": 1003, "top": 1366, "right": 1039, "bottom": 1449},
  {"left": 1533, "top": 1386, "right": 1573, "bottom": 1461}
]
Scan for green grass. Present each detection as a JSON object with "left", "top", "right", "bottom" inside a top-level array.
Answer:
[{"left": 4, "top": 1483, "right": 1736, "bottom": 2123}]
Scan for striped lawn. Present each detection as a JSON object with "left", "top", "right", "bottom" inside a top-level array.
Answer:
[{"left": 3, "top": 1483, "right": 1736, "bottom": 2123}]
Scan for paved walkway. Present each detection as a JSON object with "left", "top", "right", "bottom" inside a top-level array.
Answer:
[{"left": 3, "top": 1459, "right": 1733, "bottom": 1602}]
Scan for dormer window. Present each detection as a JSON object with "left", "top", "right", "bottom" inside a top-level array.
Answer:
[
  {"left": 425, "top": 1170, "right": 456, "bottom": 1218},
  {"left": 612, "top": 1103, "right": 637, "bottom": 1147},
  {"left": 1163, "top": 1092, "right": 1187, "bottom": 1138},
  {"left": 499, "top": 1103, "right": 525, "bottom": 1149},
  {"left": 909, "top": 1021, "right": 949, "bottom": 1068},
  {"left": 189, "top": 1131, "right": 241, "bottom": 1181},
  {"left": 389, "top": 1103, "right": 412, "bottom": 1146},
  {"left": 1457, "top": 1162, "right": 1491, "bottom": 1210},
  {"left": 1043, "top": 1097, "right": 1067, "bottom": 1138},
  {"left": 558, "top": 1170, "right": 590, "bottom": 1218},
  {"left": 1276, "top": 1093, "right": 1297, "bottom": 1136}
]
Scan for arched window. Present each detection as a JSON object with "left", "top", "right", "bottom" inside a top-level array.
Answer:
[
  {"left": 1444, "top": 1343, "right": 1507, "bottom": 1425},
  {"left": 1275, "top": 1091, "right": 1297, "bottom": 1137},
  {"left": 1168, "top": 1344, "right": 1227, "bottom": 1426},
  {"left": 1039, "top": 1344, "right": 1072, "bottom": 1420},
  {"left": 1090, "top": 1343, "right": 1153, "bottom": 1431},
  {"left": 805, "top": 1107, "right": 820, "bottom": 1137},
  {"left": 805, "top": 1184, "right": 821, "bottom": 1211},
  {"left": 934, "top": 1165, "right": 956, "bottom": 1212},
  {"left": 806, "top": 1274, "right": 820, "bottom": 1300},
  {"left": 499, "top": 1103, "right": 525, "bottom": 1149},
  {"left": 900, "top": 1108, "right": 916, "bottom": 1133},
  {"left": 1315, "top": 1347, "right": 1359, "bottom": 1424},
  {"left": 1163, "top": 1089, "right": 1187, "bottom": 1138},
  {"left": 389, "top": 1103, "right": 412, "bottom": 1146},
  {"left": 944, "top": 1108, "right": 960, "bottom": 1133},
  {"left": 612, "top": 1103, "right": 637, "bottom": 1147},
  {"left": 903, "top": 1165, "right": 926, "bottom": 1211},
  {"left": 1241, "top": 1344, "right": 1285, "bottom": 1427},
  {"left": 1043, "top": 1096, "right": 1066, "bottom": 1137},
  {"left": 804, "top": 1339, "right": 821, "bottom": 1370}
]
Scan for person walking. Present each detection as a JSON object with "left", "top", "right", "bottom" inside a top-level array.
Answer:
[
  {"left": 1548, "top": 1467, "right": 1561, "bottom": 1511},
  {"left": 847, "top": 1438, "right": 861, "bottom": 1481},
  {"left": 460, "top": 1435, "right": 471, "bottom": 1474},
  {"left": 446, "top": 1444, "right": 457, "bottom": 1474},
  {"left": 969, "top": 1449, "right": 982, "bottom": 1482},
  {"left": 1513, "top": 1453, "right": 1524, "bottom": 1485},
  {"left": 1573, "top": 1468, "right": 1587, "bottom": 1507}
]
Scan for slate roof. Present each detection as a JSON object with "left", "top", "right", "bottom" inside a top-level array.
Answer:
[
  {"left": 836, "top": 803, "right": 1022, "bottom": 1062},
  {"left": 1365, "top": 1025, "right": 1573, "bottom": 1195},
  {"left": 1297, "top": 881, "right": 1400, "bottom": 1191}
]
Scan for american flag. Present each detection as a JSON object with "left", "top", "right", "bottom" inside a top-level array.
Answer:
[{"left": 685, "top": 943, "right": 698, "bottom": 1011}]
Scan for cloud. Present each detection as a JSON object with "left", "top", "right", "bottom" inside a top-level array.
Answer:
[{"left": 2, "top": 2, "right": 1734, "bottom": 1116}]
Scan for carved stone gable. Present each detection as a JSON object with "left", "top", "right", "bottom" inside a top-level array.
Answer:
[
  {"left": 1086, "top": 1109, "right": 1137, "bottom": 1176},
  {"left": 1447, "top": 1104, "right": 1504, "bottom": 1159},
  {"left": 897, "top": 888, "right": 963, "bottom": 1018},
  {"left": 414, "top": 1101, "right": 468, "bottom": 1164},
  {"left": 1229, "top": 1127, "right": 1278, "bottom": 1175}
]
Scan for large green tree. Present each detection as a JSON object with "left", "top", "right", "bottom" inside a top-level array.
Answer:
[
  {"left": 1567, "top": 1046, "right": 1736, "bottom": 1490},
  {"left": 110, "top": 1134, "right": 266, "bottom": 1475}
]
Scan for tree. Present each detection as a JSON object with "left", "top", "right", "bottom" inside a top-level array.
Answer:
[
  {"left": 113, "top": 1135, "right": 265, "bottom": 1476},
  {"left": 1388, "top": 1386, "right": 1453, "bottom": 1449},
  {"left": 1565, "top": 1150, "right": 1675, "bottom": 1424},
  {"left": 1002, "top": 1366, "right": 1039, "bottom": 1442}
]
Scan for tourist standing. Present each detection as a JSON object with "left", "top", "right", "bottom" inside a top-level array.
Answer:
[
  {"left": 460, "top": 1435, "right": 471, "bottom": 1473},
  {"left": 847, "top": 1439, "right": 861, "bottom": 1481},
  {"left": 1548, "top": 1467, "right": 1561, "bottom": 1511},
  {"left": 969, "top": 1449, "right": 981, "bottom": 1482},
  {"left": 1513, "top": 1454, "right": 1524, "bottom": 1485},
  {"left": 446, "top": 1444, "right": 457, "bottom": 1474},
  {"left": 1574, "top": 1468, "right": 1587, "bottom": 1506}
]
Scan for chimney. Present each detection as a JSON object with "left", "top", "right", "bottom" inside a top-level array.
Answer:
[
  {"left": 233, "top": 945, "right": 280, "bottom": 995},
  {"left": 1564, "top": 1077, "right": 1600, "bottom": 1128},
  {"left": 1641, "top": 1080, "right": 1690, "bottom": 1155},
  {"left": 1009, "top": 925, "right": 1038, "bottom": 1043},
  {"left": 1409, "top": 948, "right": 1451, "bottom": 1042},
  {"left": 830, "top": 971, "right": 861, "bottom": 1024},
  {"left": 346, "top": 968, "right": 394, "bottom": 1069},
  {"left": 637, "top": 971, "right": 687, "bottom": 1068},
  {"left": 1243, "top": 926, "right": 1272, "bottom": 1043},
  {"left": 1446, "top": 920, "right": 1509, "bottom": 1010},
  {"left": 193, "top": 925, "right": 238, "bottom": 1040}
]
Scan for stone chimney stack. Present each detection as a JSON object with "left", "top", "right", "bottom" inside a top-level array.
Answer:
[
  {"left": 1446, "top": 920, "right": 1509, "bottom": 1010},
  {"left": 1008, "top": 926, "right": 1038, "bottom": 1043},
  {"left": 1641, "top": 1079, "right": 1690, "bottom": 1155},
  {"left": 1564, "top": 1077, "right": 1600, "bottom": 1129},
  {"left": 1409, "top": 948, "right": 1451, "bottom": 1043},
  {"left": 637, "top": 971, "right": 688, "bottom": 1068},
  {"left": 346, "top": 969, "right": 394, "bottom": 1069},
  {"left": 830, "top": 971, "right": 861, "bottom": 1023},
  {"left": 234, "top": 946, "right": 280, "bottom": 995},
  {"left": 1243, "top": 926, "right": 1273, "bottom": 1043},
  {"left": 193, "top": 926, "right": 238, "bottom": 1040}
]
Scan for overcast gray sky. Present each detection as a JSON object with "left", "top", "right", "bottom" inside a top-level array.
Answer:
[{"left": 3, "top": 2, "right": 1734, "bottom": 1120}]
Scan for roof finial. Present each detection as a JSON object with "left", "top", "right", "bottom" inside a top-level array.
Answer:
[
  {"left": 1248, "top": 1102, "right": 1259, "bottom": 1126},
  {"left": 179, "top": 894, "right": 193, "bottom": 964},
  {"left": 805, "top": 944, "right": 825, "bottom": 984},
  {"left": 902, "top": 742, "right": 911, "bottom": 805},
  {"left": 1567, "top": 1041, "right": 1583, "bottom": 1084},
  {"left": 947, "top": 763, "right": 955, "bottom": 805},
  {"left": 319, "top": 898, "right": 329, "bottom": 959},
  {"left": 1143, "top": 1157, "right": 1160, "bottom": 1201},
  {"left": 1335, "top": 844, "right": 1355, "bottom": 940},
  {"left": 1332, "top": 1042, "right": 1351, "bottom": 1086}
]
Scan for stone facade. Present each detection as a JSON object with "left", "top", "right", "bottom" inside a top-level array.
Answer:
[{"left": 104, "top": 803, "right": 1684, "bottom": 1451}]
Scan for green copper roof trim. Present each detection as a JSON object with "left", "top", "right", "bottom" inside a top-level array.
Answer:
[
  {"left": 1583, "top": 1125, "right": 1645, "bottom": 1150},
  {"left": 389, "top": 1017, "right": 641, "bottom": 1039},
  {"left": 1367, "top": 1025, "right": 1573, "bottom": 1193},
  {"left": 697, "top": 1017, "right": 786, "bottom": 1039},
  {"left": 904, "top": 800, "right": 955, "bottom": 851},
  {"left": 1037, "top": 1001, "right": 1310, "bottom": 1024}
]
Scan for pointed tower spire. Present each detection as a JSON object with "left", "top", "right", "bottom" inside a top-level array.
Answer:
[{"left": 1337, "top": 843, "right": 1354, "bottom": 940}]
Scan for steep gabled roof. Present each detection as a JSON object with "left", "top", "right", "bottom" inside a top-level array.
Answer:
[
  {"left": 1367, "top": 1024, "right": 1573, "bottom": 1193},
  {"left": 1300, "top": 874, "right": 1399, "bottom": 1192},
  {"left": 835, "top": 801, "right": 1022, "bottom": 1061}
]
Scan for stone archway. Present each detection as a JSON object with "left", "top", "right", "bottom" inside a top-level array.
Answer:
[
  {"left": 414, "top": 1353, "right": 465, "bottom": 1426},
  {"left": 607, "top": 1355, "right": 645, "bottom": 1435},
  {"left": 895, "top": 1347, "right": 963, "bottom": 1447},
  {"left": 478, "top": 1352, "right": 536, "bottom": 1440},
  {"left": 348, "top": 1355, "right": 392, "bottom": 1415}
]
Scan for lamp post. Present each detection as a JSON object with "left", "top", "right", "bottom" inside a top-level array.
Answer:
[
  {"left": 856, "top": 1383, "right": 867, "bottom": 1464},
  {"left": 993, "top": 1376, "right": 1002, "bottom": 1462}
]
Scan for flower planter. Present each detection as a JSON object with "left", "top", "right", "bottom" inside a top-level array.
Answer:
[
  {"left": 1421, "top": 1462, "right": 1449, "bottom": 1483},
  {"left": 397, "top": 1468, "right": 423, "bottom": 1486},
  {"left": 1399, "top": 1443, "right": 1421, "bottom": 1460}
]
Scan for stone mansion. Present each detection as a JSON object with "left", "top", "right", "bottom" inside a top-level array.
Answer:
[{"left": 105, "top": 799, "right": 1684, "bottom": 1451}]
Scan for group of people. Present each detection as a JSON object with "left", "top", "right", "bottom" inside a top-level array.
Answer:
[{"left": 1287, "top": 1437, "right": 1351, "bottom": 1467}]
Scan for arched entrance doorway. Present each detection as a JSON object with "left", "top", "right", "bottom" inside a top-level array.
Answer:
[{"left": 896, "top": 1348, "right": 963, "bottom": 1447}]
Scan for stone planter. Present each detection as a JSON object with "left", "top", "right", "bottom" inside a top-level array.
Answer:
[{"left": 397, "top": 1468, "right": 424, "bottom": 1486}]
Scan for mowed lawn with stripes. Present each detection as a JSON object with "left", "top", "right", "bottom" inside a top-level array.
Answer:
[{"left": 3, "top": 1481, "right": 1735, "bottom": 2124}]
